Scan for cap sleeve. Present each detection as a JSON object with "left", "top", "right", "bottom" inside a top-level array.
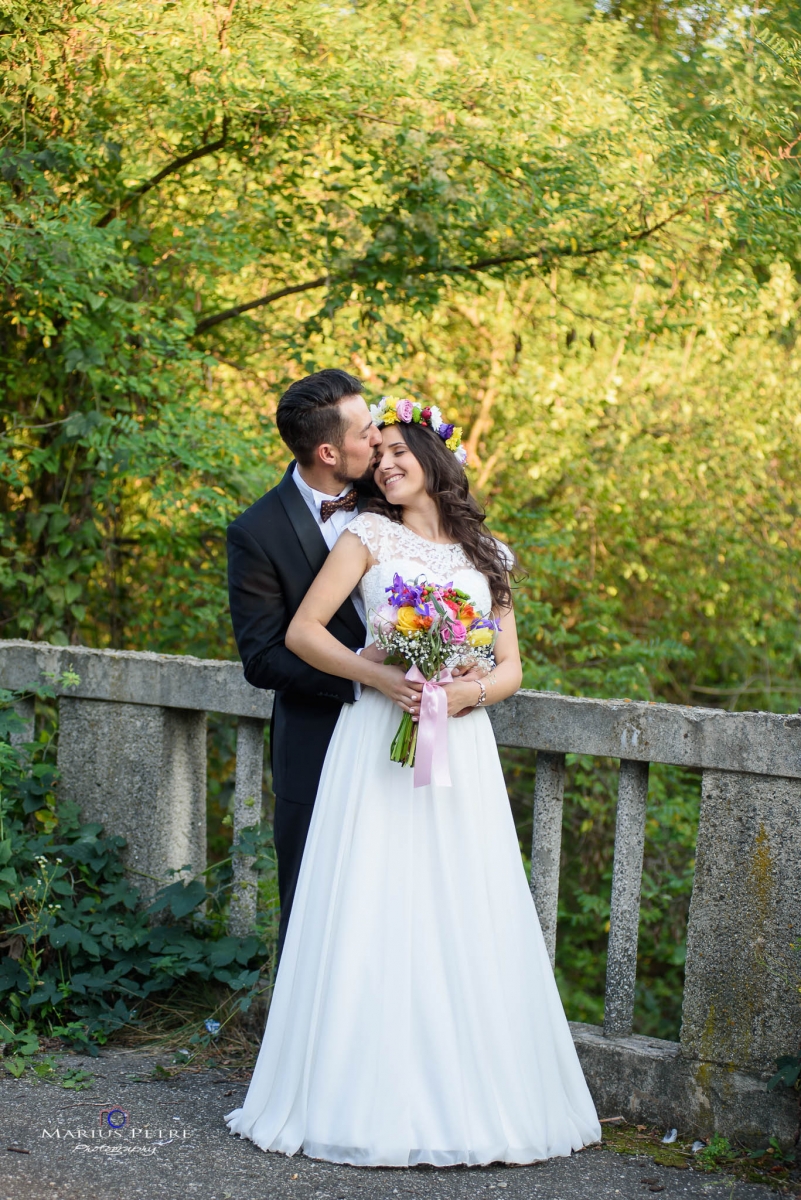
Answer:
[{"left": 345, "top": 511, "right": 385, "bottom": 561}]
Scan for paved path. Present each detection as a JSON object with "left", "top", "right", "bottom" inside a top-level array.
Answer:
[{"left": 0, "top": 1048, "right": 783, "bottom": 1200}]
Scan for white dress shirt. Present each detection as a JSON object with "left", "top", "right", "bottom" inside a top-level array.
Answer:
[{"left": 292, "top": 464, "right": 365, "bottom": 696}]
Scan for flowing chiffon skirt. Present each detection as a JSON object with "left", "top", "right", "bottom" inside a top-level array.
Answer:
[{"left": 225, "top": 687, "right": 601, "bottom": 1167}]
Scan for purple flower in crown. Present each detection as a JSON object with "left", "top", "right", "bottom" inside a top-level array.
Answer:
[
  {"left": 395, "top": 398, "right": 414, "bottom": 423},
  {"left": 438, "top": 423, "right": 455, "bottom": 441}
]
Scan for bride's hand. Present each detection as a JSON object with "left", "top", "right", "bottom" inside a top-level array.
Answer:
[
  {"left": 441, "top": 678, "right": 482, "bottom": 718},
  {"left": 374, "top": 664, "right": 423, "bottom": 716}
]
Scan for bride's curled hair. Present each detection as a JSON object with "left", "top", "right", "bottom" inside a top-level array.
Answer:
[{"left": 366, "top": 421, "right": 516, "bottom": 611}]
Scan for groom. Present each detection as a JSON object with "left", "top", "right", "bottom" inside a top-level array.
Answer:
[{"left": 227, "top": 369, "right": 382, "bottom": 961}]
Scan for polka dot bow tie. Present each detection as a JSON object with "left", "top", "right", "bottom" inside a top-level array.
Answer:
[{"left": 320, "top": 489, "right": 359, "bottom": 522}]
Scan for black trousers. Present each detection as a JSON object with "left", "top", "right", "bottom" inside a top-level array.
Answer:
[{"left": 273, "top": 795, "right": 315, "bottom": 965}]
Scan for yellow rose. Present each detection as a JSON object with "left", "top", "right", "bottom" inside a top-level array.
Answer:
[
  {"left": 467, "top": 626, "right": 493, "bottom": 647},
  {"left": 446, "top": 426, "right": 463, "bottom": 451},
  {"left": 395, "top": 606, "right": 419, "bottom": 634}
]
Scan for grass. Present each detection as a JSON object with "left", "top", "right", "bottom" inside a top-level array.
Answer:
[
  {"left": 108, "top": 975, "right": 273, "bottom": 1079},
  {"left": 599, "top": 1120, "right": 800, "bottom": 1194}
]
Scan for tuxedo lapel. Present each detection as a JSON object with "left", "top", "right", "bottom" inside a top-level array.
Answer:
[
  {"left": 277, "top": 463, "right": 328, "bottom": 577},
  {"left": 277, "top": 463, "right": 366, "bottom": 644}
]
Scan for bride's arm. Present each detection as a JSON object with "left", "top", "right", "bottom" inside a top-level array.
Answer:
[
  {"left": 286, "top": 531, "right": 423, "bottom": 712},
  {"left": 444, "top": 597, "right": 523, "bottom": 717}
]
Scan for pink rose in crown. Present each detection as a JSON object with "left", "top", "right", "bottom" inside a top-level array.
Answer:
[{"left": 395, "top": 399, "right": 414, "bottom": 423}]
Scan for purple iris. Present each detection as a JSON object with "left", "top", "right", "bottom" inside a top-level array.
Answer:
[
  {"left": 385, "top": 573, "right": 426, "bottom": 609},
  {"left": 471, "top": 616, "right": 502, "bottom": 632}
]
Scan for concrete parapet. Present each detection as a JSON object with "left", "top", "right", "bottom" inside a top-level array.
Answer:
[
  {"left": 57, "top": 697, "right": 208, "bottom": 901},
  {"left": 2, "top": 640, "right": 801, "bottom": 775},
  {"left": 9, "top": 696, "right": 35, "bottom": 746},
  {"left": 681, "top": 768, "right": 801, "bottom": 1075},
  {"left": 490, "top": 689, "right": 801, "bottom": 777},
  {"left": 572, "top": 1021, "right": 799, "bottom": 1145},
  {"left": 0, "top": 639, "right": 272, "bottom": 720},
  {"left": 2, "top": 638, "right": 800, "bottom": 1141}
]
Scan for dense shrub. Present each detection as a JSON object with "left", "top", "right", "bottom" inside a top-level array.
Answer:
[{"left": 0, "top": 681, "right": 275, "bottom": 1065}]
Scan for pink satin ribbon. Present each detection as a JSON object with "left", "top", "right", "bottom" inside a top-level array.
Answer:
[{"left": 406, "top": 665, "right": 453, "bottom": 789}]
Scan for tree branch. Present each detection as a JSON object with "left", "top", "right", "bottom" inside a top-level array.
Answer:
[
  {"left": 193, "top": 276, "right": 330, "bottom": 335},
  {"left": 191, "top": 193, "right": 723, "bottom": 335},
  {"left": 95, "top": 117, "right": 229, "bottom": 229}
]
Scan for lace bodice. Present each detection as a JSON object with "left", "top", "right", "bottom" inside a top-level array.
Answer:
[{"left": 347, "top": 512, "right": 510, "bottom": 644}]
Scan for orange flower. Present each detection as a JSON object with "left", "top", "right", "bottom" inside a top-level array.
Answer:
[{"left": 459, "top": 604, "right": 479, "bottom": 624}]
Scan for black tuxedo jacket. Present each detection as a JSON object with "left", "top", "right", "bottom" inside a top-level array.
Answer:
[{"left": 227, "top": 463, "right": 367, "bottom": 804}]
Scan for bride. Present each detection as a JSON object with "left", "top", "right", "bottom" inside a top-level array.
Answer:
[{"left": 225, "top": 399, "right": 601, "bottom": 1168}]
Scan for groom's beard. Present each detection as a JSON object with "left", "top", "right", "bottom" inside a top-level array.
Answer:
[{"left": 333, "top": 457, "right": 380, "bottom": 492}]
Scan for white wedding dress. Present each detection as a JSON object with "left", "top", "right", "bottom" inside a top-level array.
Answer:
[{"left": 225, "top": 512, "right": 601, "bottom": 1168}]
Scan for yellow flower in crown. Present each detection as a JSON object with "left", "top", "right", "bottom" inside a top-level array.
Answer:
[
  {"left": 369, "top": 397, "right": 469, "bottom": 465},
  {"left": 446, "top": 426, "right": 463, "bottom": 452},
  {"left": 395, "top": 606, "right": 419, "bottom": 634},
  {"left": 468, "top": 626, "right": 494, "bottom": 647}
]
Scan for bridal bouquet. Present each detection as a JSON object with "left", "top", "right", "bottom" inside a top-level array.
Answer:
[{"left": 370, "top": 574, "right": 500, "bottom": 787}]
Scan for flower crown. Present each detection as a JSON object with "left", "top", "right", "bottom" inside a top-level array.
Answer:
[{"left": 369, "top": 396, "right": 468, "bottom": 466}]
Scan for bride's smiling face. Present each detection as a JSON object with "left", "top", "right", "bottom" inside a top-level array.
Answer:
[{"left": 374, "top": 426, "right": 427, "bottom": 505}]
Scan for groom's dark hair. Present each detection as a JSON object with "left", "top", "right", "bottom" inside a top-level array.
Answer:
[{"left": 276, "top": 369, "right": 364, "bottom": 467}]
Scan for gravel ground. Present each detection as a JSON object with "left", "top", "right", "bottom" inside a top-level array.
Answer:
[{"left": 0, "top": 1048, "right": 782, "bottom": 1200}]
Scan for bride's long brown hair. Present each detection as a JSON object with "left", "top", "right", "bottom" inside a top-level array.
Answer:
[{"left": 365, "top": 421, "right": 516, "bottom": 611}]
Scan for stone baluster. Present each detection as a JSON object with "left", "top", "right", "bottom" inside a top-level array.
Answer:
[
  {"left": 604, "top": 759, "right": 649, "bottom": 1038},
  {"left": 530, "top": 751, "right": 566, "bottom": 967},
  {"left": 228, "top": 717, "right": 266, "bottom": 937},
  {"left": 56, "top": 697, "right": 207, "bottom": 904}
]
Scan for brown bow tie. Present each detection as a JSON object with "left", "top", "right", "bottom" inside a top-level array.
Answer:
[{"left": 320, "top": 489, "right": 358, "bottom": 522}]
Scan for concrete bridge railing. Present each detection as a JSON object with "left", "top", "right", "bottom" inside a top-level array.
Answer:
[{"left": 1, "top": 639, "right": 799, "bottom": 1144}]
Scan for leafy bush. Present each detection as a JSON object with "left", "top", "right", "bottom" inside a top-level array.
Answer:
[{"left": 0, "top": 680, "right": 276, "bottom": 1065}]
